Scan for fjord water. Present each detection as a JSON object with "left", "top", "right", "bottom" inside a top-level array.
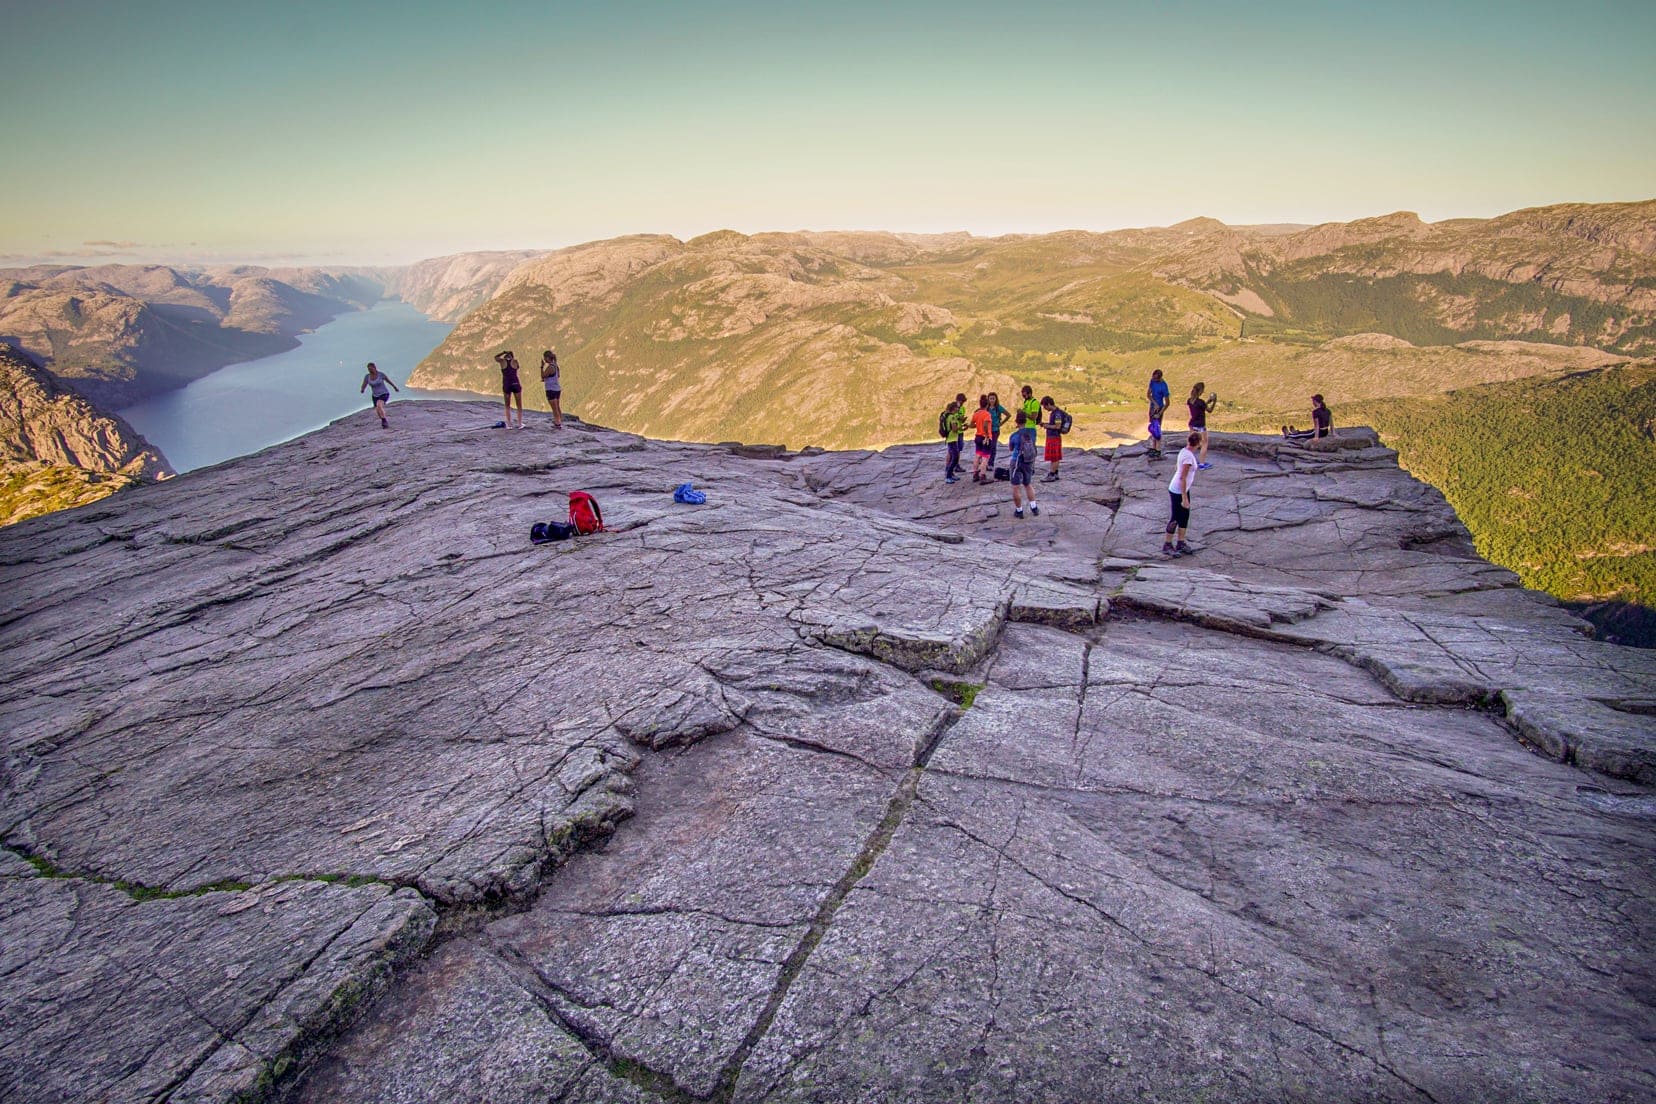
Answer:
[{"left": 119, "top": 301, "right": 454, "bottom": 473}]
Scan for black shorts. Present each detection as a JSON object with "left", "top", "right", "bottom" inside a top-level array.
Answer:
[
  {"left": 368, "top": 393, "right": 389, "bottom": 406},
  {"left": 1168, "top": 490, "right": 1191, "bottom": 529},
  {"left": 545, "top": 388, "right": 561, "bottom": 399}
]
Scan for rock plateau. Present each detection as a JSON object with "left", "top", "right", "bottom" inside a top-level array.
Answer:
[{"left": 0, "top": 402, "right": 1651, "bottom": 1103}]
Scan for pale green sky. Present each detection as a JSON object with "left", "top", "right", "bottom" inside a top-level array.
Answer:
[{"left": 2, "top": 0, "right": 1652, "bottom": 265}]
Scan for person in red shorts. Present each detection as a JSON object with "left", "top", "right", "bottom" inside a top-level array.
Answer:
[{"left": 1039, "top": 395, "right": 1070, "bottom": 482}]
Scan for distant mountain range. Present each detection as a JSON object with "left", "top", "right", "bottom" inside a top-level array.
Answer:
[
  {"left": 408, "top": 201, "right": 1656, "bottom": 449},
  {"left": 2, "top": 200, "right": 1651, "bottom": 613}
]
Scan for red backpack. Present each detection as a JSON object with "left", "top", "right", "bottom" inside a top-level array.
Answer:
[{"left": 568, "top": 491, "right": 605, "bottom": 535}]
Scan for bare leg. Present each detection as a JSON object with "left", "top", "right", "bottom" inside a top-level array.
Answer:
[
  {"left": 513, "top": 392, "right": 525, "bottom": 427},
  {"left": 551, "top": 394, "right": 562, "bottom": 428},
  {"left": 503, "top": 393, "right": 512, "bottom": 425}
]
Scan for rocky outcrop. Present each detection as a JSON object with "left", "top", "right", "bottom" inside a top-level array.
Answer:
[
  {"left": 0, "top": 346, "right": 170, "bottom": 478},
  {"left": 380, "top": 250, "right": 546, "bottom": 322},
  {"left": 0, "top": 345, "right": 171, "bottom": 526},
  {"left": 0, "top": 406, "right": 1650, "bottom": 1103}
]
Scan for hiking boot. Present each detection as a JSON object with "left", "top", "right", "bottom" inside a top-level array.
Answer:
[
  {"left": 1161, "top": 542, "right": 1177, "bottom": 557},
  {"left": 1041, "top": 472, "right": 1059, "bottom": 482},
  {"left": 380, "top": 417, "right": 388, "bottom": 429},
  {"left": 1014, "top": 508, "right": 1025, "bottom": 519},
  {"left": 1030, "top": 504, "right": 1040, "bottom": 517},
  {"left": 1197, "top": 462, "right": 1212, "bottom": 471},
  {"left": 1175, "top": 542, "right": 1196, "bottom": 556},
  {"left": 945, "top": 476, "right": 958, "bottom": 484}
]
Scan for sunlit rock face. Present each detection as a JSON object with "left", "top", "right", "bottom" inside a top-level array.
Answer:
[{"left": 1, "top": 402, "right": 1651, "bottom": 1104}]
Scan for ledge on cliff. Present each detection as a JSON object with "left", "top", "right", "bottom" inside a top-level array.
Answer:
[{"left": 1, "top": 402, "right": 1650, "bottom": 1104}]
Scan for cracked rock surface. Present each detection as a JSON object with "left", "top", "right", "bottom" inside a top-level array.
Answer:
[{"left": 1, "top": 404, "right": 1651, "bottom": 1103}]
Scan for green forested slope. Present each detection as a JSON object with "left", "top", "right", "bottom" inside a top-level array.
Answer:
[{"left": 1350, "top": 364, "right": 1656, "bottom": 605}]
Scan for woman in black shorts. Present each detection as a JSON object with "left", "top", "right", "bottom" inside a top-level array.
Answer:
[
  {"left": 494, "top": 350, "right": 525, "bottom": 429},
  {"left": 540, "top": 349, "right": 563, "bottom": 429},
  {"left": 1187, "top": 381, "right": 1217, "bottom": 466}
]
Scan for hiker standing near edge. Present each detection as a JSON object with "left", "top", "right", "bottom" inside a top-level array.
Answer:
[
  {"left": 1039, "top": 395, "right": 1069, "bottom": 481},
  {"left": 494, "top": 350, "right": 525, "bottom": 429},
  {"left": 970, "top": 395, "right": 994, "bottom": 483},
  {"left": 1187, "top": 381, "right": 1217, "bottom": 468},
  {"left": 540, "top": 349, "right": 564, "bottom": 429},
  {"left": 1007, "top": 409, "right": 1040, "bottom": 519},
  {"left": 1147, "top": 368, "right": 1170, "bottom": 458},
  {"left": 1163, "top": 429, "right": 1201, "bottom": 557},
  {"left": 986, "top": 391, "right": 1010, "bottom": 470},
  {"left": 1283, "top": 394, "right": 1334, "bottom": 441},
  {"left": 360, "top": 362, "right": 399, "bottom": 429},
  {"left": 942, "top": 399, "right": 967, "bottom": 484}
]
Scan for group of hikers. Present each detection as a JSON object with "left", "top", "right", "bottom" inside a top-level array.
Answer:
[
  {"left": 492, "top": 349, "right": 565, "bottom": 429},
  {"left": 359, "top": 348, "right": 568, "bottom": 430},
  {"left": 366, "top": 348, "right": 1331, "bottom": 560},
  {"left": 943, "top": 370, "right": 1335, "bottom": 554},
  {"left": 939, "top": 386, "right": 1072, "bottom": 519}
]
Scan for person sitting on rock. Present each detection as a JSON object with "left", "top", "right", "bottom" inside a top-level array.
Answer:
[
  {"left": 1283, "top": 394, "right": 1334, "bottom": 441},
  {"left": 359, "top": 362, "right": 399, "bottom": 429},
  {"left": 494, "top": 350, "right": 525, "bottom": 430},
  {"left": 1008, "top": 409, "right": 1040, "bottom": 519},
  {"left": 1187, "top": 382, "right": 1217, "bottom": 469}
]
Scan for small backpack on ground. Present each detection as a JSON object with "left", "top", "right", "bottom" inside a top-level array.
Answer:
[
  {"left": 937, "top": 409, "right": 951, "bottom": 439},
  {"left": 993, "top": 465, "right": 1010, "bottom": 481},
  {"left": 568, "top": 490, "right": 605, "bottom": 535},
  {"left": 531, "top": 520, "right": 576, "bottom": 544},
  {"left": 1054, "top": 407, "right": 1073, "bottom": 435}
]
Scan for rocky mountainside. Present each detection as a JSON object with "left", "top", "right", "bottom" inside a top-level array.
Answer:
[
  {"left": 409, "top": 202, "right": 1656, "bottom": 453},
  {"left": 380, "top": 250, "right": 546, "bottom": 322},
  {"left": 1157, "top": 200, "right": 1656, "bottom": 352},
  {"left": 1, "top": 402, "right": 1650, "bottom": 1103},
  {"left": 0, "top": 263, "right": 384, "bottom": 408},
  {"left": 0, "top": 345, "right": 170, "bottom": 525}
]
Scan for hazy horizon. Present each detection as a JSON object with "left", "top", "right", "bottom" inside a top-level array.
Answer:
[
  {"left": 6, "top": 199, "right": 1656, "bottom": 270},
  {"left": 4, "top": 0, "right": 1654, "bottom": 268}
]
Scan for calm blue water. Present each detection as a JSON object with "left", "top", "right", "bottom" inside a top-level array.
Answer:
[{"left": 119, "top": 301, "right": 455, "bottom": 473}]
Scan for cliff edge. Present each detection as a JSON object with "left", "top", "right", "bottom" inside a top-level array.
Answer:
[{"left": 0, "top": 403, "right": 1650, "bottom": 1103}]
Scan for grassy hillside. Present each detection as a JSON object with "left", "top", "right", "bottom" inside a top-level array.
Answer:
[{"left": 1349, "top": 364, "right": 1656, "bottom": 606}]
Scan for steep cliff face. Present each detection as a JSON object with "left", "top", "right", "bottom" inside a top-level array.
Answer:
[
  {"left": 0, "top": 345, "right": 170, "bottom": 525},
  {"left": 380, "top": 249, "right": 545, "bottom": 322},
  {"left": 1, "top": 403, "right": 1650, "bottom": 1103},
  {"left": 0, "top": 344, "right": 170, "bottom": 523},
  {"left": 1156, "top": 200, "right": 1656, "bottom": 351}
]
